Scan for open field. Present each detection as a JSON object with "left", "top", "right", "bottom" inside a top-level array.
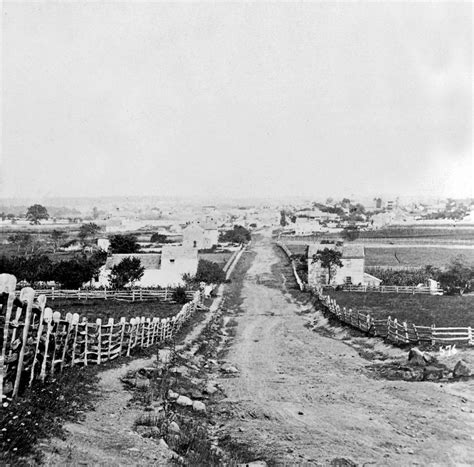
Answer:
[
  {"left": 325, "top": 290, "right": 474, "bottom": 328},
  {"left": 365, "top": 246, "right": 474, "bottom": 268},
  {"left": 47, "top": 298, "right": 183, "bottom": 321}
]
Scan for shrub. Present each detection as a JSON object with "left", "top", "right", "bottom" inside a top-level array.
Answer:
[{"left": 172, "top": 286, "right": 188, "bottom": 304}]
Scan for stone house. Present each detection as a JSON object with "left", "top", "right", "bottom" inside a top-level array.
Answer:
[
  {"left": 182, "top": 221, "right": 219, "bottom": 250},
  {"left": 308, "top": 243, "right": 366, "bottom": 287}
]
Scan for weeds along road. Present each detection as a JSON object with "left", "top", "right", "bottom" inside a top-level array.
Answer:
[{"left": 217, "top": 231, "right": 474, "bottom": 466}]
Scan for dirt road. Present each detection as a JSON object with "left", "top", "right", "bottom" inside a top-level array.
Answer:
[
  {"left": 217, "top": 232, "right": 474, "bottom": 466},
  {"left": 42, "top": 357, "right": 173, "bottom": 466}
]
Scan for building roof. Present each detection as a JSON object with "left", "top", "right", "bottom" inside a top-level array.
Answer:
[
  {"left": 307, "top": 243, "right": 365, "bottom": 259},
  {"left": 105, "top": 254, "right": 161, "bottom": 270}
]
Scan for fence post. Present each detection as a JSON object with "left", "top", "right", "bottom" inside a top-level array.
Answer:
[
  {"left": 140, "top": 289, "right": 143, "bottom": 301},
  {"left": 394, "top": 318, "right": 399, "bottom": 343},
  {"left": 0, "top": 275, "right": 16, "bottom": 400},
  {"left": 96, "top": 319, "right": 102, "bottom": 364},
  {"left": 52, "top": 287, "right": 55, "bottom": 300},
  {"left": 127, "top": 319, "right": 135, "bottom": 357},
  {"left": 60, "top": 313, "right": 73, "bottom": 372},
  {"left": 108, "top": 318, "right": 114, "bottom": 360},
  {"left": 83, "top": 318, "right": 89, "bottom": 366},
  {"left": 13, "top": 288, "right": 35, "bottom": 397},
  {"left": 49, "top": 312, "right": 62, "bottom": 375},
  {"left": 39, "top": 308, "right": 53, "bottom": 383},
  {"left": 132, "top": 290, "right": 135, "bottom": 302},
  {"left": 403, "top": 321, "right": 409, "bottom": 343},
  {"left": 164, "top": 287, "right": 168, "bottom": 301},
  {"left": 431, "top": 324, "right": 435, "bottom": 346},
  {"left": 29, "top": 295, "right": 47, "bottom": 386},
  {"left": 70, "top": 313, "right": 80, "bottom": 366},
  {"left": 104, "top": 288, "right": 107, "bottom": 300}
]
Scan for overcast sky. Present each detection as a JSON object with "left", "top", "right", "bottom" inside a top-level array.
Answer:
[{"left": 1, "top": 2, "right": 472, "bottom": 201}]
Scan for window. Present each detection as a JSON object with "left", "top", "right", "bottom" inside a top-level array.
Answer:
[
  {"left": 169, "top": 259, "right": 175, "bottom": 263},
  {"left": 193, "top": 240, "right": 197, "bottom": 248},
  {"left": 345, "top": 276, "right": 352, "bottom": 285}
]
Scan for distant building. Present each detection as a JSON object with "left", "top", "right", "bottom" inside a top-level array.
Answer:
[
  {"left": 307, "top": 243, "right": 366, "bottom": 287},
  {"left": 97, "top": 237, "right": 110, "bottom": 251},
  {"left": 182, "top": 220, "right": 219, "bottom": 250},
  {"left": 92, "top": 245, "right": 198, "bottom": 288}
]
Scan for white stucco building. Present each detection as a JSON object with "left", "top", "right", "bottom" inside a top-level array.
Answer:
[
  {"left": 182, "top": 221, "right": 219, "bottom": 250},
  {"left": 92, "top": 245, "right": 198, "bottom": 288}
]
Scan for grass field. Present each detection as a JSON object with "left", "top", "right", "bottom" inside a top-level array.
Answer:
[
  {"left": 284, "top": 243, "right": 474, "bottom": 269},
  {"left": 48, "top": 298, "right": 183, "bottom": 321},
  {"left": 365, "top": 246, "right": 474, "bottom": 268},
  {"left": 325, "top": 290, "right": 474, "bottom": 328},
  {"left": 198, "top": 252, "right": 233, "bottom": 267}
]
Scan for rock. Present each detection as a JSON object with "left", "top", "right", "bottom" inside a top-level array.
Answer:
[
  {"left": 170, "top": 366, "right": 189, "bottom": 376},
  {"left": 221, "top": 363, "right": 239, "bottom": 374},
  {"left": 158, "top": 349, "right": 171, "bottom": 364},
  {"left": 423, "top": 365, "right": 444, "bottom": 380},
  {"left": 423, "top": 352, "right": 436, "bottom": 364},
  {"left": 168, "top": 390, "right": 179, "bottom": 400},
  {"left": 453, "top": 360, "right": 471, "bottom": 377},
  {"left": 408, "top": 347, "right": 426, "bottom": 366},
  {"left": 192, "top": 401, "right": 206, "bottom": 412},
  {"left": 159, "top": 438, "right": 169, "bottom": 450},
  {"left": 190, "top": 389, "right": 204, "bottom": 400},
  {"left": 176, "top": 395, "right": 193, "bottom": 406},
  {"left": 169, "top": 421, "right": 180, "bottom": 433},
  {"left": 204, "top": 383, "right": 218, "bottom": 395},
  {"left": 135, "top": 378, "right": 151, "bottom": 389},
  {"left": 139, "top": 367, "right": 157, "bottom": 378}
]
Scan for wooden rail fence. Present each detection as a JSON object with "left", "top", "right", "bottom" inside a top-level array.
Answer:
[
  {"left": 324, "top": 284, "right": 443, "bottom": 295},
  {"left": 275, "top": 242, "right": 305, "bottom": 291},
  {"left": 0, "top": 274, "right": 206, "bottom": 400},
  {"left": 312, "top": 286, "right": 473, "bottom": 347},
  {"left": 32, "top": 288, "right": 196, "bottom": 302}
]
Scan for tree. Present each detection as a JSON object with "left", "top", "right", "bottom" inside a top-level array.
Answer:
[
  {"left": 219, "top": 225, "right": 251, "bottom": 244},
  {"left": 109, "top": 257, "right": 145, "bottom": 289},
  {"left": 280, "top": 210, "right": 288, "bottom": 227},
  {"left": 109, "top": 234, "right": 140, "bottom": 253},
  {"left": 26, "top": 204, "right": 49, "bottom": 224},
  {"left": 437, "top": 256, "right": 473, "bottom": 295},
  {"left": 312, "top": 248, "right": 343, "bottom": 284},
  {"left": 150, "top": 233, "right": 169, "bottom": 243},
  {"left": 92, "top": 206, "right": 99, "bottom": 219},
  {"left": 78, "top": 222, "right": 102, "bottom": 243},
  {"left": 53, "top": 258, "right": 96, "bottom": 289},
  {"left": 342, "top": 226, "right": 360, "bottom": 242},
  {"left": 51, "top": 229, "right": 66, "bottom": 252}
]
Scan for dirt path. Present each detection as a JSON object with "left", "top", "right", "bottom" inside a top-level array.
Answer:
[
  {"left": 217, "top": 232, "right": 474, "bottom": 466},
  {"left": 42, "top": 357, "right": 173, "bottom": 466}
]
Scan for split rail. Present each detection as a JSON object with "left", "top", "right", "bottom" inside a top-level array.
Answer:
[
  {"left": 0, "top": 273, "right": 204, "bottom": 399},
  {"left": 313, "top": 286, "right": 473, "bottom": 347}
]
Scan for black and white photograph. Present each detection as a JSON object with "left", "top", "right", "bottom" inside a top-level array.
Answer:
[{"left": 0, "top": 1, "right": 472, "bottom": 465}]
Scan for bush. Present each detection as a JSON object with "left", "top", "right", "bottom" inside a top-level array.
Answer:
[
  {"left": 172, "top": 286, "right": 188, "bottom": 304},
  {"left": 109, "top": 234, "right": 140, "bottom": 253},
  {"left": 219, "top": 225, "right": 251, "bottom": 244},
  {"left": 195, "top": 259, "right": 226, "bottom": 284}
]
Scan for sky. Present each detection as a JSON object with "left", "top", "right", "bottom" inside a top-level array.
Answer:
[{"left": 1, "top": 1, "right": 472, "bottom": 201}]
